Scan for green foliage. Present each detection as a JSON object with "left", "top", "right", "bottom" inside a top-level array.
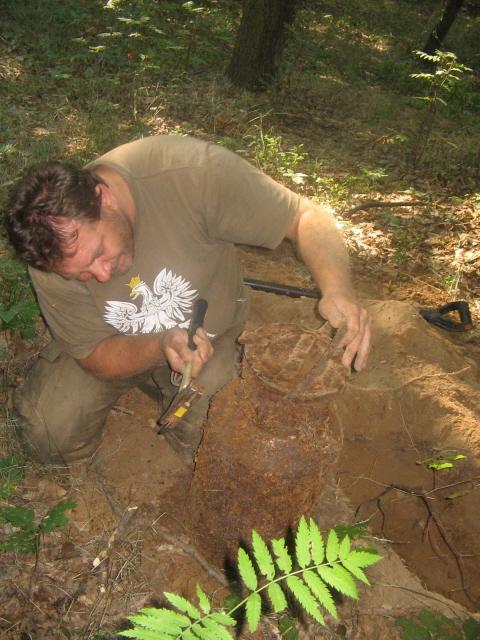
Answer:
[
  {"left": 0, "top": 483, "right": 76, "bottom": 554},
  {"left": 409, "top": 50, "right": 472, "bottom": 169},
  {"left": 411, "top": 51, "right": 472, "bottom": 107},
  {"left": 118, "top": 516, "right": 382, "bottom": 639},
  {"left": 0, "top": 455, "right": 24, "bottom": 500},
  {"left": 418, "top": 453, "right": 466, "bottom": 472},
  {"left": 396, "top": 609, "right": 480, "bottom": 640},
  {"left": 0, "top": 254, "right": 40, "bottom": 340},
  {"left": 246, "top": 128, "right": 309, "bottom": 190}
]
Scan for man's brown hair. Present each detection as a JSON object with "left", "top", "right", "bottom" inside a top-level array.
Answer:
[{"left": 4, "top": 161, "right": 103, "bottom": 271}]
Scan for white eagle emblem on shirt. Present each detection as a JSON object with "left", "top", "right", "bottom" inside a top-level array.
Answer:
[{"left": 104, "top": 268, "right": 197, "bottom": 334}]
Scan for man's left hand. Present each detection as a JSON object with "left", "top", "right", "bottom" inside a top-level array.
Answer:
[{"left": 317, "top": 293, "right": 371, "bottom": 371}]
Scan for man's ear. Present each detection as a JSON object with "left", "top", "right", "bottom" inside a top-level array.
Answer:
[{"left": 95, "top": 183, "right": 115, "bottom": 209}]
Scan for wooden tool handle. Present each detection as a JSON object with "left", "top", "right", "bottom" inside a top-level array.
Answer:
[{"left": 188, "top": 298, "right": 208, "bottom": 350}]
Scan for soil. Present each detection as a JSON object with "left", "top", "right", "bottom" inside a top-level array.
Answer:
[{"left": 1, "top": 240, "right": 480, "bottom": 639}]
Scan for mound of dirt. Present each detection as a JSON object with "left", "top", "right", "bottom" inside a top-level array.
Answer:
[{"left": 335, "top": 299, "right": 480, "bottom": 611}]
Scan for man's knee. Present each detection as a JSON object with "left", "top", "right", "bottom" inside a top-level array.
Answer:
[
  {"left": 14, "top": 344, "right": 131, "bottom": 464},
  {"left": 196, "top": 336, "right": 242, "bottom": 397}
]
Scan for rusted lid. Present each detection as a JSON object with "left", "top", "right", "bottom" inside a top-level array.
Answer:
[{"left": 239, "top": 322, "right": 349, "bottom": 399}]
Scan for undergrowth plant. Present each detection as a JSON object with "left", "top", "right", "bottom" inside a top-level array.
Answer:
[
  {"left": 0, "top": 253, "right": 40, "bottom": 340},
  {"left": 0, "top": 455, "right": 75, "bottom": 554},
  {"left": 396, "top": 609, "right": 480, "bottom": 640},
  {"left": 409, "top": 50, "right": 472, "bottom": 169},
  {"left": 119, "top": 516, "right": 382, "bottom": 639}
]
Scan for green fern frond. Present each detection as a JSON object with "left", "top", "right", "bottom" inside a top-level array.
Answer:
[
  {"left": 267, "top": 582, "right": 288, "bottom": 612},
  {"left": 344, "top": 549, "right": 382, "bottom": 569},
  {"left": 120, "top": 517, "right": 382, "bottom": 640},
  {"left": 295, "top": 516, "right": 311, "bottom": 569},
  {"left": 190, "top": 624, "right": 210, "bottom": 640},
  {"left": 201, "top": 618, "right": 234, "bottom": 640},
  {"left": 302, "top": 571, "right": 337, "bottom": 619},
  {"left": 341, "top": 559, "right": 369, "bottom": 585},
  {"left": 272, "top": 536, "right": 293, "bottom": 573},
  {"left": 209, "top": 613, "right": 235, "bottom": 627},
  {"left": 238, "top": 547, "right": 258, "bottom": 591},
  {"left": 196, "top": 585, "right": 211, "bottom": 614},
  {"left": 164, "top": 593, "right": 201, "bottom": 620},
  {"left": 317, "top": 565, "right": 358, "bottom": 599},
  {"left": 252, "top": 530, "right": 275, "bottom": 580},
  {"left": 308, "top": 518, "right": 325, "bottom": 564},
  {"left": 325, "top": 529, "right": 339, "bottom": 563},
  {"left": 245, "top": 592, "right": 262, "bottom": 632},
  {"left": 338, "top": 535, "right": 351, "bottom": 561},
  {"left": 286, "top": 576, "right": 324, "bottom": 624}
]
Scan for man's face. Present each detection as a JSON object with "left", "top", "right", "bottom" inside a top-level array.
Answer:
[{"left": 55, "top": 210, "right": 134, "bottom": 283}]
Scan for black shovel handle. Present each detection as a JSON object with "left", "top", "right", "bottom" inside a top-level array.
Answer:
[
  {"left": 188, "top": 298, "right": 208, "bottom": 349},
  {"left": 243, "top": 278, "right": 321, "bottom": 299},
  {"left": 243, "top": 278, "right": 474, "bottom": 333}
]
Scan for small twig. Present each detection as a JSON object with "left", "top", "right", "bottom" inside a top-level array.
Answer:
[
  {"left": 349, "top": 365, "right": 472, "bottom": 393},
  {"left": 425, "top": 477, "right": 480, "bottom": 496},
  {"left": 398, "top": 402, "right": 420, "bottom": 456},
  {"left": 344, "top": 200, "right": 426, "bottom": 216},
  {"left": 152, "top": 524, "right": 228, "bottom": 588},
  {"left": 377, "top": 582, "right": 472, "bottom": 619}
]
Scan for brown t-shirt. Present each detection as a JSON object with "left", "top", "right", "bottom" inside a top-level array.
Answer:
[{"left": 30, "top": 136, "right": 300, "bottom": 359}]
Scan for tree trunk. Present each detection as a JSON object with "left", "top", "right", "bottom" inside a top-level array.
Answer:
[
  {"left": 227, "top": 0, "right": 298, "bottom": 91},
  {"left": 423, "top": 0, "right": 464, "bottom": 55}
]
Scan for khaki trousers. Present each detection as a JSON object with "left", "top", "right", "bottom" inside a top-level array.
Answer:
[{"left": 14, "top": 303, "right": 246, "bottom": 464}]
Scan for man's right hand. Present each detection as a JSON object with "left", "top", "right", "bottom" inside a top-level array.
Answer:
[{"left": 161, "top": 327, "right": 213, "bottom": 378}]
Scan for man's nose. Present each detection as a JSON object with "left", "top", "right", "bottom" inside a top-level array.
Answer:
[{"left": 91, "top": 258, "right": 112, "bottom": 283}]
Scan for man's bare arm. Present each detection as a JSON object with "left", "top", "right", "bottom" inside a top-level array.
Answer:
[
  {"left": 77, "top": 328, "right": 213, "bottom": 379},
  {"left": 286, "top": 197, "right": 371, "bottom": 370}
]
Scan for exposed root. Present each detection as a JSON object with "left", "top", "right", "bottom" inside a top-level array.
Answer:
[{"left": 355, "top": 480, "right": 480, "bottom": 607}]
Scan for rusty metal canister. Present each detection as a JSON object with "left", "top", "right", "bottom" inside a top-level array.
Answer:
[{"left": 186, "top": 323, "right": 348, "bottom": 568}]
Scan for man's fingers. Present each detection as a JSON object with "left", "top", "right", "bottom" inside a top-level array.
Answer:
[
  {"left": 340, "top": 308, "right": 371, "bottom": 371},
  {"left": 318, "top": 297, "right": 371, "bottom": 371}
]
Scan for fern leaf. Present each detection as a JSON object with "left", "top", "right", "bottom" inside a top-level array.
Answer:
[
  {"left": 295, "top": 516, "right": 311, "bottom": 569},
  {"left": 179, "top": 630, "right": 197, "bottom": 640},
  {"left": 317, "top": 565, "right": 358, "bottom": 600},
  {"left": 325, "top": 529, "right": 339, "bottom": 563},
  {"left": 338, "top": 535, "right": 350, "bottom": 561},
  {"left": 196, "top": 585, "right": 211, "bottom": 614},
  {"left": 302, "top": 571, "right": 337, "bottom": 619},
  {"left": 210, "top": 612, "right": 236, "bottom": 626},
  {"left": 245, "top": 592, "right": 262, "bottom": 632},
  {"left": 341, "top": 559, "right": 369, "bottom": 585},
  {"left": 130, "top": 608, "right": 191, "bottom": 631},
  {"left": 238, "top": 547, "right": 258, "bottom": 591},
  {"left": 286, "top": 576, "right": 324, "bottom": 625},
  {"left": 190, "top": 624, "right": 211, "bottom": 640},
  {"left": 309, "top": 518, "right": 324, "bottom": 565},
  {"left": 118, "top": 629, "right": 172, "bottom": 640},
  {"left": 272, "top": 537, "right": 292, "bottom": 573},
  {"left": 267, "top": 582, "right": 288, "bottom": 612},
  {"left": 164, "top": 592, "right": 201, "bottom": 620},
  {"left": 202, "top": 618, "right": 235, "bottom": 640},
  {"left": 345, "top": 550, "right": 382, "bottom": 569},
  {"left": 252, "top": 530, "right": 275, "bottom": 580}
]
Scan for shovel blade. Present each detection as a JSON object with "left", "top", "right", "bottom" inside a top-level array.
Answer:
[{"left": 157, "top": 386, "right": 202, "bottom": 431}]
